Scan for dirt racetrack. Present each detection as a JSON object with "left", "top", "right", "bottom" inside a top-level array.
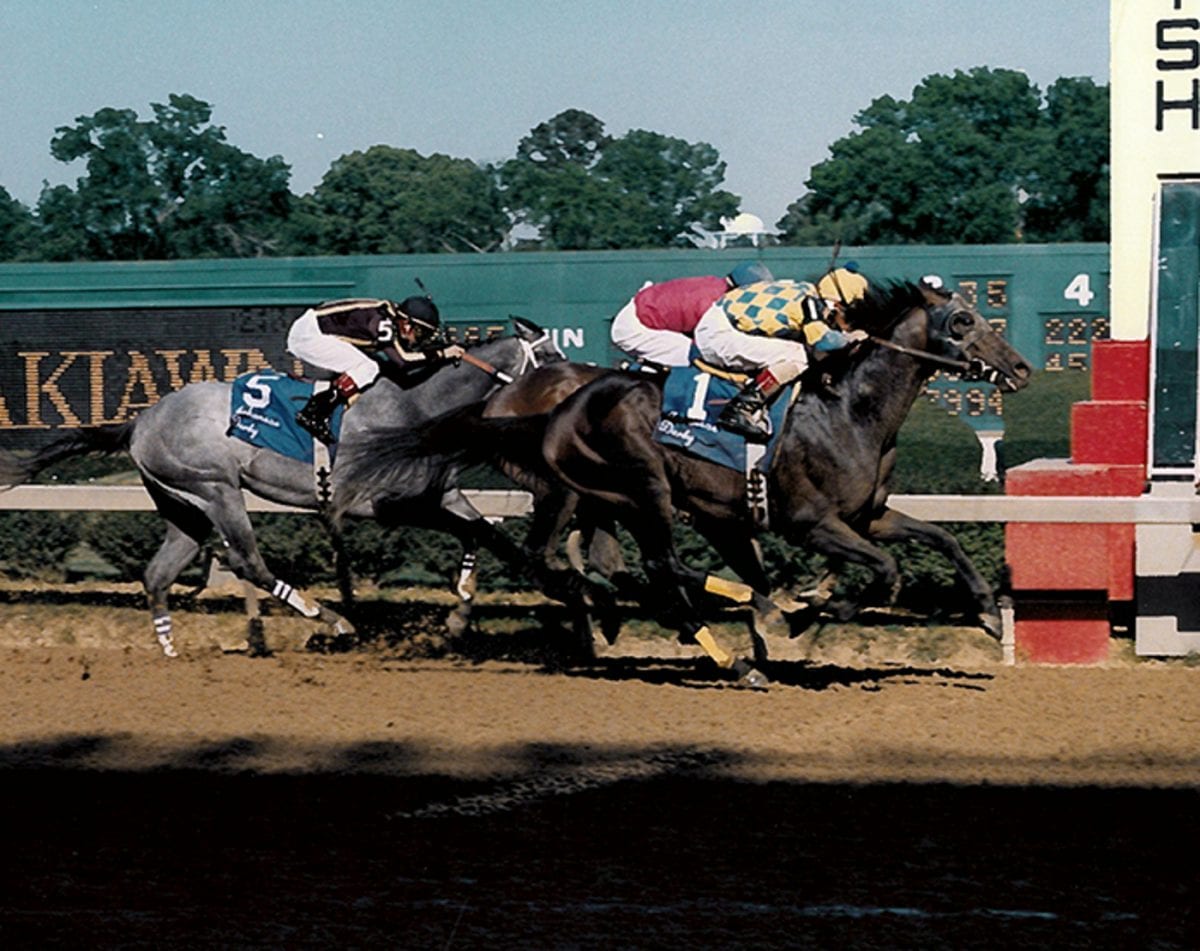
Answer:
[{"left": 1, "top": 583, "right": 1198, "bottom": 947}]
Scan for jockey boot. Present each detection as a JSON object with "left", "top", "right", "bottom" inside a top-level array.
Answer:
[
  {"left": 716, "top": 361, "right": 801, "bottom": 443},
  {"left": 295, "top": 374, "right": 357, "bottom": 444},
  {"left": 718, "top": 384, "right": 770, "bottom": 442}
]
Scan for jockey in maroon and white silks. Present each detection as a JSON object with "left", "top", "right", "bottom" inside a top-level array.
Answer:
[{"left": 609, "top": 261, "right": 774, "bottom": 367}]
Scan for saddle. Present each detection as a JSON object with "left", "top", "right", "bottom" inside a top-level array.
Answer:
[
  {"left": 227, "top": 370, "right": 346, "bottom": 464},
  {"left": 653, "top": 364, "right": 792, "bottom": 528},
  {"left": 655, "top": 362, "right": 790, "bottom": 458}
]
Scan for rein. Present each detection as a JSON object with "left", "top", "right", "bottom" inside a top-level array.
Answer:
[
  {"left": 459, "top": 327, "right": 556, "bottom": 385},
  {"left": 863, "top": 297, "right": 980, "bottom": 374},
  {"left": 866, "top": 334, "right": 972, "bottom": 372},
  {"left": 460, "top": 352, "right": 515, "bottom": 384}
]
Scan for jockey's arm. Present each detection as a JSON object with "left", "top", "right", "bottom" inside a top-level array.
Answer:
[
  {"left": 380, "top": 341, "right": 465, "bottom": 367},
  {"left": 810, "top": 326, "right": 868, "bottom": 351}
]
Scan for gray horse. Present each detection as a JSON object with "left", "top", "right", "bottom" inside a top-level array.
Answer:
[{"left": 0, "top": 317, "right": 564, "bottom": 656}]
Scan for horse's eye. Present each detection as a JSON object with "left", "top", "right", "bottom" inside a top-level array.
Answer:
[{"left": 950, "top": 312, "right": 974, "bottom": 337}]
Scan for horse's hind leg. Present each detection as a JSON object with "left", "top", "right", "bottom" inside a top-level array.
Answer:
[
  {"left": 144, "top": 519, "right": 209, "bottom": 658},
  {"left": 205, "top": 487, "right": 355, "bottom": 642}
]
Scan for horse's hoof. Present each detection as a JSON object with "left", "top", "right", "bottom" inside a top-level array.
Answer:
[
  {"left": 599, "top": 609, "right": 622, "bottom": 646},
  {"left": 980, "top": 612, "right": 1003, "bottom": 641},
  {"left": 781, "top": 603, "right": 820, "bottom": 638},
  {"left": 772, "top": 592, "right": 810, "bottom": 614},
  {"left": 157, "top": 634, "right": 179, "bottom": 659},
  {"left": 731, "top": 660, "right": 769, "bottom": 690},
  {"left": 445, "top": 608, "right": 471, "bottom": 639},
  {"left": 751, "top": 604, "right": 789, "bottom": 641}
]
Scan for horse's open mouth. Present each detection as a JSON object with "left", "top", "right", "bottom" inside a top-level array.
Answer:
[{"left": 1004, "top": 362, "right": 1033, "bottom": 392}]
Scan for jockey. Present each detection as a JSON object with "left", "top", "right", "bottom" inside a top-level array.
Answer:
[
  {"left": 287, "top": 296, "right": 466, "bottom": 444},
  {"left": 693, "top": 266, "right": 871, "bottom": 442},
  {"left": 610, "top": 260, "right": 775, "bottom": 367}
]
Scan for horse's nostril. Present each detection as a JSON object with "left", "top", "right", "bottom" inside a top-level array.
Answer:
[{"left": 1014, "top": 362, "right": 1031, "bottom": 379}]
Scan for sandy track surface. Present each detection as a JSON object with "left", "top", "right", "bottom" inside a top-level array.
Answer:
[{"left": 2, "top": 584, "right": 1197, "bottom": 789}]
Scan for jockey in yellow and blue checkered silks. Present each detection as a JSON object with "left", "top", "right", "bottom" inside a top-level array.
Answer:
[
  {"left": 718, "top": 280, "right": 838, "bottom": 348},
  {"left": 698, "top": 276, "right": 869, "bottom": 443}
]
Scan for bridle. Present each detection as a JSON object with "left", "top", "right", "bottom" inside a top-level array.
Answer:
[
  {"left": 459, "top": 324, "right": 560, "bottom": 385},
  {"left": 865, "top": 293, "right": 999, "bottom": 382}
]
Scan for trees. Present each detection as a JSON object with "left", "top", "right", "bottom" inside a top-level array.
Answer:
[
  {"left": 777, "top": 69, "right": 1109, "bottom": 245},
  {"left": 37, "top": 94, "right": 292, "bottom": 260},
  {"left": 0, "top": 188, "right": 38, "bottom": 261},
  {"left": 284, "top": 145, "right": 508, "bottom": 255},
  {"left": 499, "top": 109, "right": 738, "bottom": 250},
  {"left": 5, "top": 71, "right": 1109, "bottom": 261}
]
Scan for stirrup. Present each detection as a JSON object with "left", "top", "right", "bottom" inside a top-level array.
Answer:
[
  {"left": 295, "top": 409, "right": 336, "bottom": 445},
  {"left": 719, "top": 413, "right": 770, "bottom": 443},
  {"left": 718, "top": 399, "right": 770, "bottom": 443}
]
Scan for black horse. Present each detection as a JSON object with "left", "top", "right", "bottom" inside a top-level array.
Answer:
[{"left": 351, "top": 280, "right": 1031, "bottom": 686}]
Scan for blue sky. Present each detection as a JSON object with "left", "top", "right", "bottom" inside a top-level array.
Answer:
[{"left": 2, "top": 0, "right": 1108, "bottom": 229}]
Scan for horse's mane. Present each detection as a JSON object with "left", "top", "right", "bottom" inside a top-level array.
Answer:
[
  {"left": 840, "top": 279, "right": 939, "bottom": 337},
  {"left": 802, "top": 279, "right": 942, "bottom": 391}
]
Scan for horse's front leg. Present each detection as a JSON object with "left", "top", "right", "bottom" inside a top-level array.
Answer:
[
  {"left": 867, "top": 506, "right": 1000, "bottom": 639},
  {"left": 435, "top": 487, "right": 608, "bottom": 657},
  {"left": 796, "top": 515, "right": 902, "bottom": 622}
]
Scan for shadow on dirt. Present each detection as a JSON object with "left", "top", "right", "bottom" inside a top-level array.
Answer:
[{"left": 0, "top": 740, "right": 1194, "bottom": 949}]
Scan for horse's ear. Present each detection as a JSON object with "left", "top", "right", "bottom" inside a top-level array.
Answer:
[
  {"left": 917, "top": 277, "right": 950, "bottom": 304},
  {"left": 511, "top": 315, "right": 543, "bottom": 339}
]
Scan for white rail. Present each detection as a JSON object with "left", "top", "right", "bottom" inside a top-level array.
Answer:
[
  {"left": 3, "top": 485, "right": 1199, "bottom": 523},
  {"left": 0, "top": 485, "right": 535, "bottom": 518}
]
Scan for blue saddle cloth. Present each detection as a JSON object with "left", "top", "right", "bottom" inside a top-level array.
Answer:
[
  {"left": 655, "top": 367, "right": 790, "bottom": 472},
  {"left": 228, "top": 370, "right": 345, "bottom": 464}
]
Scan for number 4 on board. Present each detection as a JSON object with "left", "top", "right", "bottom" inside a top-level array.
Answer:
[{"left": 1063, "top": 273, "right": 1095, "bottom": 307}]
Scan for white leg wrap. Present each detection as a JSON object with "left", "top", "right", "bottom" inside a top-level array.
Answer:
[
  {"left": 456, "top": 552, "right": 478, "bottom": 602},
  {"left": 153, "top": 615, "right": 178, "bottom": 658},
  {"left": 272, "top": 580, "right": 320, "bottom": 618}
]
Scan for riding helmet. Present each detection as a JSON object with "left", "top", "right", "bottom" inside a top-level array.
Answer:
[
  {"left": 397, "top": 295, "right": 441, "bottom": 338},
  {"left": 727, "top": 261, "right": 774, "bottom": 287},
  {"left": 816, "top": 267, "right": 869, "bottom": 304}
]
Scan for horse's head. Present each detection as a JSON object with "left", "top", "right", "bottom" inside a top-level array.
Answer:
[
  {"left": 511, "top": 315, "right": 567, "bottom": 370},
  {"left": 917, "top": 284, "right": 1031, "bottom": 392}
]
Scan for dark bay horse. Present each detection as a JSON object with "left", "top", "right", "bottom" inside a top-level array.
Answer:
[
  {"left": 0, "top": 318, "right": 565, "bottom": 656},
  {"left": 371, "top": 281, "right": 1031, "bottom": 686}
]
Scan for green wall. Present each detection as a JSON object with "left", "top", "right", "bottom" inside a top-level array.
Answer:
[{"left": 0, "top": 245, "right": 1110, "bottom": 446}]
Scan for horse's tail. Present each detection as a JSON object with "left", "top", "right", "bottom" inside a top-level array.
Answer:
[
  {"left": 0, "top": 421, "right": 136, "bottom": 487},
  {"left": 332, "top": 401, "right": 553, "bottom": 516}
]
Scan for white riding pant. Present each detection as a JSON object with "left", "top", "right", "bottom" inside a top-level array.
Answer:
[
  {"left": 609, "top": 290, "right": 694, "bottom": 368},
  {"left": 693, "top": 303, "right": 809, "bottom": 375},
  {"left": 286, "top": 310, "right": 381, "bottom": 389}
]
